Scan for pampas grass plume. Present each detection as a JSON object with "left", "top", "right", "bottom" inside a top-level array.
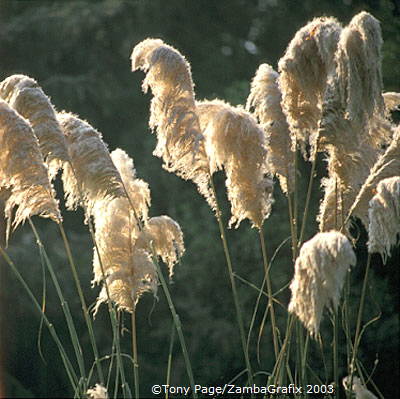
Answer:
[
  {"left": 131, "top": 38, "right": 212, "bottom": 205},
  {"left": 0, "top": 99, "right": 61, "bottom": 239},
  {"left": 0, "top": 74, "right": 69, "bottom": 178},
  {"left": 289, "top": 231, "right": 356, "bottom": 336},
  {"left": 57, "top": 112, "right": 125, "bottom": 215},
  {"left": 197, "top": 99, "right": 273, "bottom": 229},
  {"left": 368, "top": 176, "right": 400, "bottom": 262},
  {"left": 135, "top": 215, "right": 185, "bottom": 278},
  {"left": 343, "top": 377, "right": 377, "bottom": 399},
  {"left": 247, "top": 64, "right": 294, "bottom": 194}
]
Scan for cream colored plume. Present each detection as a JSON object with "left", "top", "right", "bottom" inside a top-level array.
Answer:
[
  {"left": 87, "top": 384, "right": 109, "bottom": 399},
  {"left": 278, "top": 17, "right": 342, "bottom": 155},
  {"left": 57, "top": 112, "right": 125, "bottom": 215},
  {"left": 289, "top": 231, "right": 356, "bottom": 336},
  {"left": 367, "top": 177, "right": 400, "bottom": 262},
  {"left": 111, "top": 148, "right": 151, "bottom": 221},
  {"left": 135, "top": 215, "right": 185, "bottom": 278},
  {"left": 343, "top": 377, "right": 377, "bottom": 399},
  {"left": 196, "top": 99, "right": 273, "bottom": 229},
  {"left": 246, "top": 64, "right": 294, "bottom": 194},
  {"left": 349, "top": 127, "right": 400, "bottom": 228},
  {"left": 131, "top": 38, "right": 213, "bottom": 205},
  {"left": 0, "top": 74, "right": 69, "bottom": 178},
  {"left": 0, "top": 100, "right": 61, "bottom": 239},
  {"left": 383, "top": 91, "right": 400, "bottom": 116},
  {"left": 318, "top": 176, "right": 344, "bottom": 232}
]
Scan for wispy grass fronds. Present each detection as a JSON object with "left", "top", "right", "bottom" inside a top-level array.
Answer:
[
  {"left": 289, "top": 231, "right": 356, "bottom": 337},
  {"left": 0, "top": 74, "right": 69, "bottom": 178},
  {"left": 57, "top": 112, "right": 125, "bottom": 217},
  {"left": 318, "top": 176, "right": 343, "bottom": 232},
  {"left": 0, "top": 100, "right": 61, "bottom": 239},
  {"left": 247, "top": 63, "right": 294, "bottom": 194},
  {"left": 367, "top": 176, "right": 400, "bottom": 262},
  {"left": 343, "top": 376, "right": 377, "bottom": 399},
  {"left": 87, "top": 383, "right": 109, "bottom": 399},
  {"left": 349, "top": 127, "right": 399, "bottom": 228},
  {"left": 197, "top": 99, "right": 273, "bottom": 229},
  {"left": 111, "top": 148, "right": 151, "bottom": 221},
  {"left": 131, "top": 38, "right": 213, "bottom": 206},
  {"left": 278, "top": 17, "right": 342, "bottom": 155},
  {"left": 135, "top": 215, "right": 185, "bottom": 278},
  {"left": 383, "top": 91, "right": 400, "bottom": 113}
]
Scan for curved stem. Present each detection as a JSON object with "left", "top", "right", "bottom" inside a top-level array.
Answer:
[{"left": 210, "top": 177, "right": 254, "bottom": 387}]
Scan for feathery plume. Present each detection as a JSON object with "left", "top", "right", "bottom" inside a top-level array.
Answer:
[
  {"left": 246, "top": 64, "right": 294, "bottom": 194},
  {"left": 383, "top": 91, "right": 400, "bottom": 114},
  {"left": 343, "top": 377, "right": 377, "bottom": 399},
  {"left": 57, "top": 112, "right": 125, "bottom": 216},
  {"left": 278, "top": 17, "right": 342, "bottom": 155},
  {"left": 367, "top": 176, "right": 400, "bottom": 262},
  {"left": 111, "top": 148, "right": 151, "bottom": 221},
  {"left": 197, "top": 99, "right": 273, "bottom": 229},
  {"left": 349, "top": 127, "right": 400, "bottom": 228},
  {"left": 0, "top": 100, "right": 61, "bottom": 239},
  {"left": 135, "top": 215, "right": 185, "bottom": 278},
  {"left": 131, "top": 38, "right": 213, "bottom": 205},
  {"left": 318, "top": 176, "right": 343, "bottom": 232},
  {"left": 87, "top": 384, "right": 109, "bottom": 399},
  {"left": 0, "top": 75, "right": 69, "bottom": 178},
  {"left": 289, "top": 231, "right": 356, "bottom": 336}
]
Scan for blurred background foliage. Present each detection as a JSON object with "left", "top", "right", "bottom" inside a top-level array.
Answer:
[{"left": 0, "top": 0, "right": 398, "bottom": 397}]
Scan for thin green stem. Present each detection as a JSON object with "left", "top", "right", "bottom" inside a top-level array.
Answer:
[
  {"left": 210, "top": 177, "right": 254, "bottom": 387},
  {"left": 28, "top": 219, "right": 87, "bottom": 390},
  {"left": 348, "top": 253, "right": 372, "bottom": 397},
  {"left": 58, "top": 222, "right": 105, "bottom": 385},
  {"left": 131, "top": 310, "right": 140, "bottom": 399},
  {"left": 153, "top": 255, "right": 197, "bottom": 398},
  {"left": 166, "top": 321, "right": 176, "bottom": 399},
  {"left": 259, "top": 228, "right": 279, "bottom": 360},
  {"left": 0, "top": 245, "right": 78, "bottom": 391},
  {"left": 333, "top": 311, "right": 339, "bottom": 399}
]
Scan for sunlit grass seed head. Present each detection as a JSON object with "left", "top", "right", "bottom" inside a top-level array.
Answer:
[
  {"left": 368, "top": 176, "right": 400, "bottom": 262},
  {"left": 57, "top": 112, "right": 125, "bottom": 216},
  {"left": 87, "top": 383, "right": 109, "bottom": 399},
  {"left": 0, "top": 74, "right": 69, "bottom": 179},
  {"left": 110, "top": 148, "right": 151, "bottom": 221},
  {"left": 0, "top": 100, "right": 61, "bottom": 240},
  {"left": 131, "top": 38, "right": 212, "bottom": 206},
  {"left": 196, "top": 99, "right": 274, "bottom": 229},
  {"left": 135, "top": 215, "right": 185, "bottom": 278},
  {"left": 350, "top": 127, "right": 400, "bottom": 229},
  {"left": 278, "top": 17, "right": 342, "bottom": 156},
  {"left": 247, "top": 63, "right": 294, "bottom": 194},
  {"left": 289, "top": 231, "right": 356, "bottom": 337},
  {"left": 383, "top": 92, "right": 400, "bottom": 114}
]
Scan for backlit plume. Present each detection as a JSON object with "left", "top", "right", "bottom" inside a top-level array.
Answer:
[
  {"left": 289, "top": 231, "right": 356, "bottom": 337},
  {"left": 0, "top": 74, "right": 69, "bottom": 178},
  {"left": 131, "top": 38, "right": 213, "bottom": 206},
  {"left": 197, "top": 99, "right": 273, "bottom": 229},
  {"left": 368, "top": 176, "right": 400, "bottom": 262},
  {"left": 247, "top": 64, "right": 294, "bottom": 194},
  {"left": 57, "top": 112, "right": 125, "bottom": 216},
  {"left": 0, "top": 100, "right": 61, "bottom": 240}
]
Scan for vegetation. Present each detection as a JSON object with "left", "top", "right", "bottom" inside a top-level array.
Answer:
[{"left": 0, "top": 1, "right": 398, "bottom": 398}]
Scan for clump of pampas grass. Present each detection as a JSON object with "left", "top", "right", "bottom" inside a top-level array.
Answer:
[
  {"left": 93, "top": 149, "right": 184, "bottom": 313},
  {"left": 0, "top": 100, "right": 61, "bottom": 240},
  {"left": 0, "top": 75, "right": 69, "bottom": 178},
  {"left": 196, "top": 99, "right": 273, "bottom": 229},
  {"left": 131, "top": 38, "right": 213, "bottom": 206},
  {"left": 367, "top": 176, "right": 400, "bottom": 262},
  {"left": 247, "top": 64, "right": 294, "bottom": 194},
  {"left": 57, "top": 112, "right": 125, "bottom": 216},
  {"left": 289, "top": 231, "right": 356, "bottom": 336},
  {"left": 279, "top": 17, "right": 342, "bottom": 155}
]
